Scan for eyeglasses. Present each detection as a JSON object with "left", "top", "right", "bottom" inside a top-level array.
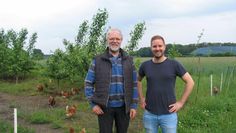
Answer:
[{"left": 109, "top": 38, "right": 121, "bottom": 41}]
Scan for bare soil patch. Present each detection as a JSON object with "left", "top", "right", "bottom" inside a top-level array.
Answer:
[{"left": 0, "top": 92, "right": 64, "bottom": 133}]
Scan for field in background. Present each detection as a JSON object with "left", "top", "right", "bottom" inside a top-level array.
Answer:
[{"left": 0, "top": 57, "right": 236, "bottom": 133}]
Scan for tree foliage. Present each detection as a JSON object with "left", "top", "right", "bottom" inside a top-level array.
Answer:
[
  {"left": 134, "top": 42, "right": 236, "bottom": 57},
  {"left": 167, "top": 44, "right": 182, "bottom": 59},
  {"left": 46, "top": 49, "right": 68, "bottom": 89},
  {"left": 46, "top": 9, "right": 109, "bottom": 85},
  {"left": 87, "top": 9, "right": 108, "bottom": 55},
  {"left": 0, "top": 28, "right": 37, "bottom": 83},
  {"left": 125, "top": 22, "right": 146, "bottom": 55},
  {"left": 32, "top": 49, "right": 44, "bottom": 60},
  {"left": 46, "top": 9, "right": 146, "bottom": 86},
  {"left": 75, "top": 20, "right": 89, "bottom": 45}
]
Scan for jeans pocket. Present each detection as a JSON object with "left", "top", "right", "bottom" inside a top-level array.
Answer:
[{"left": 143, "top": 110, "right": 158, "bottom": 132}]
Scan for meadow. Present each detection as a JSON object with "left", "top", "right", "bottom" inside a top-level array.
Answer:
[{"left": 0, "top": 57, "right": 236, "bottom": 133}]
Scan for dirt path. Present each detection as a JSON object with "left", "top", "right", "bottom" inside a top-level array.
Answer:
[{"left": 0, "top": 92, "right": 64, "bottom": 133}]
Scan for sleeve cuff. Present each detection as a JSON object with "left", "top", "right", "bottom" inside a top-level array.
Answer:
[
  {"left": 90, "top": 102, "right": 96, "bottom": 109},
  {"left": 130, "top": 103, "right": 138, "bottom": 109}
]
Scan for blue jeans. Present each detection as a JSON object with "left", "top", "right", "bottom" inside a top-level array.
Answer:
[{"left": 143, "top": 110, "right": 177, "bottom": 133}]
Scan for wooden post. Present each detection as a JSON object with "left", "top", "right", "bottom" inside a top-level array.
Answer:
[
  {"left": 14, "top": 108, "right": 17, "bottom": 133},
  {"left": 210, "top": 74, "right": 213, "bottom": 96},
  {"left": 220, "top": 72, "right": 223, "bottom": 92}
]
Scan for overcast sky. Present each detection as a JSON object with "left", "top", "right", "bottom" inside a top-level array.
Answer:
[{"left": 1, "top": 0, "right": 236, "bottom": 54}]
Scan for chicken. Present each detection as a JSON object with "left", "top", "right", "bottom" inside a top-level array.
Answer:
[
  {"left": 36, "top": 84, "right": 44, "bottom": 91},
  {"left": 66, "top": 105, "right": 76, "bottom": 117},
  {"left": 69, "top": 127, "right": 75, "bottom": 133},
  {"left": 71, "top": 88, "right": 79, "bottom": 95},
  {"left": 213, "top": 86, "right": 219, "bottom": 95},
  {"left": 48, "top": 96, "right": 56, "bottom": 107},
  {"left": 61, "top": 91, "right": 70, "bottom": 98},
  {"left": 80, "top": 128, "right": 86, "bottom": 133},
  {"left": 69, "top": 127, "right": 86, "bottom": 133}
]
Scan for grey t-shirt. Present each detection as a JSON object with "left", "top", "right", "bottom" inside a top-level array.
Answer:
[{"left": 139, "top": 58, "right": 186, "bottom": 115}]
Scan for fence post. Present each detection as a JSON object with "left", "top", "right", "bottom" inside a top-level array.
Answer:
[
  {"left": 210, "top": 74, "right": 213, "bottom": 96},
  {"left": 14, "top": 108, "right": 17, "bottom": 133},
  {"left": 220, "top": 72, "right": 223, "bottom": 92}
]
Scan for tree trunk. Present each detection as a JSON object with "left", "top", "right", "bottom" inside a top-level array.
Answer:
[
  {"left": 16, "top": 75, "right": 18, "bottom": 84},
  {"left": 57, "top": 79, "right": 60, "bottom": 90}
]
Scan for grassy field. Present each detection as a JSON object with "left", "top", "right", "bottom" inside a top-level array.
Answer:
[
  {"left": 0, "top": 57, "right": 236, "bottom": 133},
  {"left": 138, "top": 57, "right": 236, "bottom": 133},
  {"left": 178, "top": 57, "right": 236, "bottom": 133}
]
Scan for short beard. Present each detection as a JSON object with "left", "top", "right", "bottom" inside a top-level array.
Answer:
[
  {"left": 153, "top": 55, "right": 162, "bottom": 60},
  {"left": 153, "top": 52, "right": 164, "bottom": 59}
]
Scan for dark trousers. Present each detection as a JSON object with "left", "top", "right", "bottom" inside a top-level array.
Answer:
[{"left": 98, "top": 106, "right": 130, "bottom": 133}]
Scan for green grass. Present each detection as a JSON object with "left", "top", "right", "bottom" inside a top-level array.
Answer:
[
  {"left": 0, "top": 118, "right": 35, "bottom": 133},
  {"left": 0, "top": 79, "right": 37, "bottom": 94},
  {"left": 178, "top": 95, "right": 236, "bottom": 133},
  {"left": 29, "top": 111, "right": 51, "bottom": 124},
  {"left": 0, "top": 57, "right": 236, "bottom": 133},
  {"left": 176, "top": 57, "right": 236, "bottom": 133}
]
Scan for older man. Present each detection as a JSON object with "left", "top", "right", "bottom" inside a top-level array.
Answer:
[{"left": 85, "top": 28, "right": 138, "bottom": 133}]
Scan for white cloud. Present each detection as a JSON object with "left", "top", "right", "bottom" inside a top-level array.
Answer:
[
  {"left": 0, "top": 0, "right": 236, "bottom": 54},
  {"left": 0, "top": 0, "right": 97, "bottom": 28},
  {"left": 138, "top": 10, "right": 236, "bottom": 48}
]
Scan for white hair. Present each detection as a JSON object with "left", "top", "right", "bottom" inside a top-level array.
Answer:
[{"left": 106, "top": 28, "right": 123, "bottom": 40}]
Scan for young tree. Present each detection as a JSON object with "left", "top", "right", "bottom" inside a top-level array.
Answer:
[
  {"left": 125, "top": 22, "right": 146, "bottom": 69},
  {"left": 28, "top": 33, "right": 37, "bottom": 55},
  {"left": 1, "top": 29, "right": 37, "bottom": 83},
  {"left": 75, "top": 20, "right": 89, "bottom": 45},
  {"left": 167, "top": 44, "right": 182, "bottom": 59},
  {"left": 46, "top": 49, "right": 68, "bottom": 89},
  {"left": 46, "top": 9, "right": 146, "bottom": 86},
  {"left": 125, "top": 22, "right": 146, "bottom": 55},
  {"left": 0, "top": 29, "right": 11, "bottom": 79},
  {"left": 87, "top": 8, "right": 108, "bottom": 55},
  {"left": 62, "top": 9, "right": 109, "bottom": 83}
]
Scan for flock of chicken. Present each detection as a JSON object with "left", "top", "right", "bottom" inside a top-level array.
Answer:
[
  {"left": 36, "top": 84, "right": 86, "bottom": 133},
  {"left": 36, "top": 83, "right": 220, "bottom": 133}
]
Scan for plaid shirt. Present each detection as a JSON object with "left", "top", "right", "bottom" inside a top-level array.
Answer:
[{"left": 85, "top": 55, "right": 138, "bottom": 109}]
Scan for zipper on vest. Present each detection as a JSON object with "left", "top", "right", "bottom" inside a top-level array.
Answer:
[
  {"left": 106, "top": 63, "right": 112, "bottom": 107},
  {"left": 123, "top": 61, "right": 127, "bottom": 112}
]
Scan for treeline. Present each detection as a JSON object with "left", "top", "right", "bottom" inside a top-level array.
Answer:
[{"left": 135, "top": 42, "right": 236, "bottom": 57}]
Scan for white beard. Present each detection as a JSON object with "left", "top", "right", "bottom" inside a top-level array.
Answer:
[{"left": 109, "top": 46, "right": 120, "bottom": 52}]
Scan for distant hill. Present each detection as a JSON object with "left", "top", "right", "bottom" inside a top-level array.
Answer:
[{"left": 191, "top": 46, "right": 236, "bottom": 56}]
